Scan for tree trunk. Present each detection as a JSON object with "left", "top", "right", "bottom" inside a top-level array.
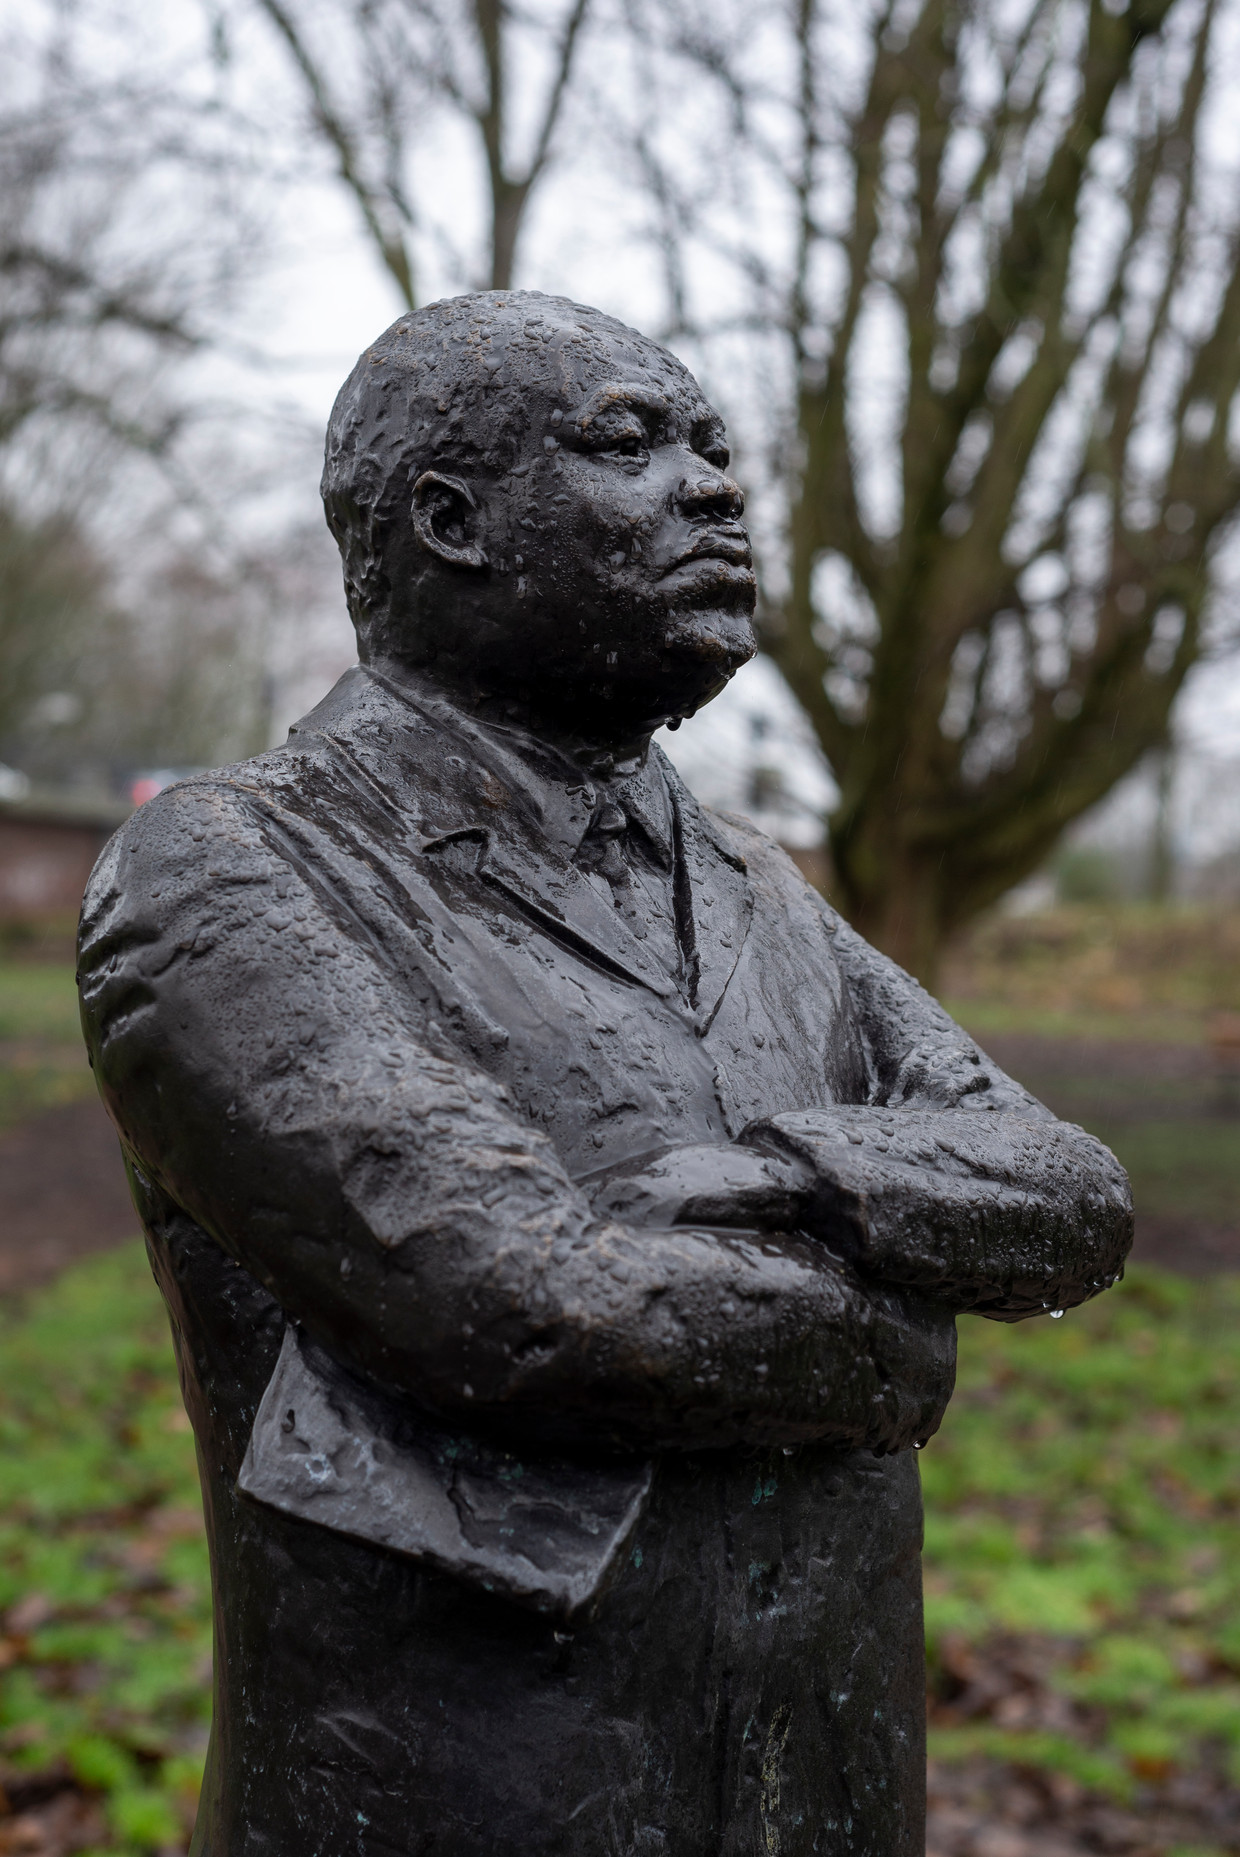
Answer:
[
  {"left": 490, "top": 184, "right": 526, "bottom": 291},
  {"left": 751, "top": 0, "right": 1224, "bottom": 987},
  {"left": 828, "top": 821, "right": 948, "bottom": 993}
]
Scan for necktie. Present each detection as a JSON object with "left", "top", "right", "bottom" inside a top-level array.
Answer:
[
  {"left": 576, "top": 793, "right": 684, "bottom": 985},
  {"left": 579, "top": 800, "right": 631, "bottom": 891}
]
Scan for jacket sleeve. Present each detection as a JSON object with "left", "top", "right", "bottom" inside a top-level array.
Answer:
[
  {"left": 743, "top": 908, "right": 1133, "bottom": 1319},
  {"left": 78, "top": 778, "right": 954, "bottom": 1456}
]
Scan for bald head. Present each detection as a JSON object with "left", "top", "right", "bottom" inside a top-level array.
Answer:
[{"left": 322, "top": 291, "right": 755, "bottom": 747}]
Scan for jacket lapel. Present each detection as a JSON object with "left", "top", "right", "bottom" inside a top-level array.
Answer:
[
  {"left": 423, "top": 823, "right": 680, "bottom": 1000},
  {"left": 316, "top": 670, "right": 750, "bottom": 1014},
  {"left": 335, "top": 674, "right": 680, "bottom": 998}
]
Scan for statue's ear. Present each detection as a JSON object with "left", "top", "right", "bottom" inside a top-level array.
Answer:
[{"left": 411, "top": 472, "right": 488, "bottom": 570}]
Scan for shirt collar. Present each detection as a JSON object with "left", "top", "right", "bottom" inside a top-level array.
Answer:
[{"left": 363, "top": 665, "right": 674, "bottom": 868}]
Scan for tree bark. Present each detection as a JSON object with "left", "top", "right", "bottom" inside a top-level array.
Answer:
[
  {"left": 831, "top": 838, "right": 950, "bottom": 994},
  {"left": 489, "top": 183, "right": 527, "bottom": 291}
]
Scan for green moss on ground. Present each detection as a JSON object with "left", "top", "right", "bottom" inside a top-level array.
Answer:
[
  {"left": 0, "top": 1245, "right": 210, "bottom": 1854},
  {"left": 924, "top": 1268, "right": 1240, "bottom": 1827},
  {"left": 2, "top": 1249, "right": 1238, "bottom": 1851}
]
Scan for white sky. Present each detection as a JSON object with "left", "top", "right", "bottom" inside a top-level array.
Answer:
[{"left": 7, "top": 0, "right": 1239, "bottom": 859}]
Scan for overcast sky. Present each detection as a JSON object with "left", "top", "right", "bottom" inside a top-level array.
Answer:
[{"left": 8, "top": 0, "right": 1238, "bottom": 856}]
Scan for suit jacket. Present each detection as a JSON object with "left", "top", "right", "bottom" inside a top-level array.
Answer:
[{"left": 77, "top": 665, "right": 1132, "bottom": 1857}]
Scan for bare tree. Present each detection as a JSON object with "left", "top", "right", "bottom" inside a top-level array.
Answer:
[
  {"left": 0, "top": 519, "right": 275, "bottom": 789},
  {"left": 0, "top": 507, "right": 106, "bottom": 750},
  {"left": 623, "top": 0, "right": 1240, "bottom": 984},
  {"left": 0, "top": 7, "right": 261, "bottom": 474},
  {"left": 0, "top": 5, "right": 298, "bottom": 787},
  {"left": 245, "top": 0, "right": 592, "bottom": 306}
]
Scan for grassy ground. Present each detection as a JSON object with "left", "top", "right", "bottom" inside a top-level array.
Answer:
[
  {"left": 1, "top": 916, "right": 1238, "bottom": 1852},
  {"left": 0, "top": 1248, "right": 210, "bottom": 1854},
  {"left": 924, "top": 1273, "right": 1240, "bottom": 1853},
  {"left": 942, "top": 904, "right": 1240, "bottom": 1245},
  {"left": 1, "top": 1249, "right": 1238, "bottom": 1854},
  {"left": 941, "top": 903, "right": 1240, "bottom": 1035},
  {"left": 1097, "top": 1121, "right": 1240, "bottom": 1228}
]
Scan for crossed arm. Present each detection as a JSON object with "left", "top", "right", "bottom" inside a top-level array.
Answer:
[
  {"left": 78, "top": 780, "right": 1130, "bottom": 1460},
  {"left": 599, "top": 910, "right": 1132, "bottom": 1322}
]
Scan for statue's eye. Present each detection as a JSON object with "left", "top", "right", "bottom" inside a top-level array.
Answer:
[
  {"left": 573, "top": 405, "right": 655, "bottom": 459},
  {"left": 598, "top": 424, "right": 647, "bottom": 456},
  {"left": 695, "top": 428, "right": 730, "bottom": 469}
]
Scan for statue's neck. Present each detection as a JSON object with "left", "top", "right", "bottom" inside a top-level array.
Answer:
[{"left": 367, "top": 656, "right": 658, "bottom": 775}]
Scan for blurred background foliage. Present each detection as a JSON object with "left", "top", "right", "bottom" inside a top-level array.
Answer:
[{"left": 1, "top": 1, "right": 1240, "bottom": 1854}]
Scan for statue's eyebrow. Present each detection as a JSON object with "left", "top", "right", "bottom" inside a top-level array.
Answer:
[{"left": 573, "top": 383, "right": 672, "bottom": 436}]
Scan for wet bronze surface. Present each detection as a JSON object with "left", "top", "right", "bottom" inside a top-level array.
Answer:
[{"left": 77, "top": 292, "right": 1131, "bottom": 1855}]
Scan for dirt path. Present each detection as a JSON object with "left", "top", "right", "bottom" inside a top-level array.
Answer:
[
  {"left": 1, "top": 1032, "right": 1235, "bottom": 1296},
  {"left": 0, "top": 1096, "right": 138, "bottom": 1294},
  {"left": 979, "top": 1031, "right": 1240, "bottom": 1276}
]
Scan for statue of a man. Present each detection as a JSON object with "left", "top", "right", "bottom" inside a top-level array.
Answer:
[{"left": 78, "top": 292, "right": 1131, "bottom": 1857}]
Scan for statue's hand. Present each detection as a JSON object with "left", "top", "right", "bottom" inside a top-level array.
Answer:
[
  {"left": 588, "top": 1144, "right": 957, "bottom": 1453},
  {"left": 741, "top": 1106, "right": 1132, "bottom": 1318},
  {"left": 587, "top": 1142, "right": 815, "bottom": 1234},
  {"left": 842, "top": 1280, "right": 958, "bottom": 1453},
  {"left": 575, "top": 1194, "right": 954, "bottom": 1453}
]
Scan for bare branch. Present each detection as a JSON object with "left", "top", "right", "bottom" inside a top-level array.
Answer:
[
  {"left": 525, "top": 0, "right": 591, "bottom": 189},
  {"left": 255, "top": 0, "right": 417, "bottom": 307}
]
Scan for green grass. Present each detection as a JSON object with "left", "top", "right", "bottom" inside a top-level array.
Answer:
[
  {"left": 947, "top": 1000, "right": 1208, "bottom": 1045},
  {"left": 0, "top": 1245, "right": 211, "bottom": 1854},
  {"left": 942, "top": 905, "right": 1240, "bottom": 1024},
  {"left": 924, "top": 1269, "right": 1240, "bottom": 1812},
  {"left": 0, "top": 1061, "right": 96, "bottom": 1132},
  {"left": 2, "top": 1249, "right": 1238, "bottom": 1850},
  {"left": 0, "top": 962, "right": 83, "bottom": 1042},
  {"left": 1098, "top": 1122, "right": 1240, "bottom": 1225}
]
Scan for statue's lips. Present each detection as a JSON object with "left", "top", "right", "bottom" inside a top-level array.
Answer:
[{"left": 662, "top": 532, "right": 753, "bottom": 575}]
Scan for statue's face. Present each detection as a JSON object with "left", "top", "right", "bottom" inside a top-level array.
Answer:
[{"left": 395, "top": 322, "right": 757, "bottom": 746}]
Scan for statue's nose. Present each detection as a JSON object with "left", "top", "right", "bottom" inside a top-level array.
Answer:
[{"left": 676, "top": 473, "right": 745, "bottom": 522}]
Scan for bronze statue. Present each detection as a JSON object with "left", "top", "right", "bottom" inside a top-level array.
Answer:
[{"left": 77, "top": 291, "right": 1132, "bottom": 1856}]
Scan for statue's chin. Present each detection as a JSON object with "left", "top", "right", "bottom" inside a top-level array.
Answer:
[
  {"left": 546, "top": 648, "right": 745, "bottom": 745},
  {"left": 657, "top": 607, "right": 757, "bottom": 713},
  {"left": 390, "top": 595, "right": 757, "bottom": 744},
  {"left": 667, "top": 608, "right": 756, "bottom": 663}
]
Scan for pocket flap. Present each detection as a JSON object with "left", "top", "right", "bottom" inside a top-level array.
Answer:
[{"left": 238, "top": 1326, "right": 653, "bottom": 1618}]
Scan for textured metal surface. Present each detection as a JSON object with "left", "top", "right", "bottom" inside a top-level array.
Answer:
[
  {"left": 77, "top": 290, "right": 1132, "bottom": 1856},
  {"left": 239, "top": 1324, "right": 652, "bottom": 1616}
]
